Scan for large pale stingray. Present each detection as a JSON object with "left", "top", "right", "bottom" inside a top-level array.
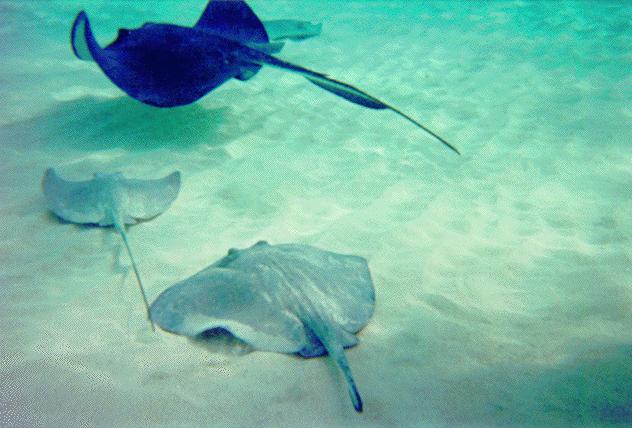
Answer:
[
  {"left": 70, "top": 0, "right": 459, "bottom": 154},
  {"left": 42, "top": 168, "right": 181, "bottom": 330},
  {"left": 150, "top": 241, "right": 375, "bottom": 412}
]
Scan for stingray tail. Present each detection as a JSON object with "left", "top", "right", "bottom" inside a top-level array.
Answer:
[
  {"left": 243, "top": 49, "right": 460, "bottom": 155},
  {"left": 333, "top": 343, "right": 364, "bottom": 412},
  {"left": 114, "top": 219, "right": 155, "bottom": 332},
  {"left": 311, "top": 324, "right": 363, "bottom": 412}
]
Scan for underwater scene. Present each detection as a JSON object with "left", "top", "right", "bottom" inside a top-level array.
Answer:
[{"left": 1, "top": 0, "right": 631, "bottom": 426}]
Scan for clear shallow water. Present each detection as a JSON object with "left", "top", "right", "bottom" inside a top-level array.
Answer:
[{"left": 1, "top": 1, "right": 631, "bottom": 426}]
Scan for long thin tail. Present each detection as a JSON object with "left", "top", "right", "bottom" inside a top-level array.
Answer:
[
  {"left": 114, "top": 221, "right": 155, "bottom": 332},
  {"left": 309, "top": 324, "right": 363, "bottom": 412},
  {"left": 243, "top": 48, "right": 460, "bottom": 155},
  {"left": 330, "top": 342, "right": 363, "bottom": 412}
]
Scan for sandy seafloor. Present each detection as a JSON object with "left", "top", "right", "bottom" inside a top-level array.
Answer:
[{"left": 1, "top": 1, "right": 631, "bottom": 426}]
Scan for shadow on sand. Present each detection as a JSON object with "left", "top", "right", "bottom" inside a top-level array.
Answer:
[{"left": 0, "top": 96, "right": 250, "bottom": 152}]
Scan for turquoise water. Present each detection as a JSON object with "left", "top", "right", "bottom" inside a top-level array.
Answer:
[{"left": 1, "top": 1, "right": 631, "bottom": 426}]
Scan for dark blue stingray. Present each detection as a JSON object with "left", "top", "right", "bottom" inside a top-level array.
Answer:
[{"left": 71, "top": 0, "right": 459, "bottom": 154}]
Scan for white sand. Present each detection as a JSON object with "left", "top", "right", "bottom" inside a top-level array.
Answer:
[{"left": 1, "top": 1, "right": 631, "bottom": 426}]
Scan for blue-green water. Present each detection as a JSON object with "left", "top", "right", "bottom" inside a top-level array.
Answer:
[{"left": 1, "top": 1, "right": 631, "bottom": 426}]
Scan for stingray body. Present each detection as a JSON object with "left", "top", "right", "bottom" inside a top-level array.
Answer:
[
  {"left": 71, "top": 0, "right": 459, "bottom": 154},
  {"left": 150, "top": 241, "right": 375, "bottom": 412},
  {"left": 43, "top": 169, "right": 181, "bottom": 330}
]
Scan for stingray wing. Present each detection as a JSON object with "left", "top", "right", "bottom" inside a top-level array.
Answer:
[
  {"left": 70, "top": 11, "right": 95, "bottom": 61},
  {"left": 118, "top": 171, "right": 181, "bottom": 222},
  {"left": 194, "top": 0, "right": 273, "bottom": 82},
  {"left": 150, "top": 267, "right": 309, "bottom": 353},
  {"left": 195, "top": 0, "right": 269, "bottom": 43},
  {"left": 274, "top": 243, "right": 375, "bottom": 333},
  {"left": 42, "top": 168, "right": 108, "bottom": 225},
  {"left": 213, "top": 241, "right": 375, "bottom": 334}
]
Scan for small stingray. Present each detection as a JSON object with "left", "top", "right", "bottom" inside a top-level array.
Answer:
[
  {"left": 263, "top": 19, "right": 323, "bottom": 42},
  {"left": 70, "top": 0, "right": 459, "bottom": 154},
  {"left": 42, "top": 168, "right": 181, "bottom": 330},
  {"left": 150, "top": 241, "right": 375, "bottom": 412}
]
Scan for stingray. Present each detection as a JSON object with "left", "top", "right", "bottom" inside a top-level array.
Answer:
[
  {"left": 42, "top": 168, "right": 181, "bottom": 331},
  {"left": 70, "top": 0, "right": 459, "bottom": 154},
  {"left": 150, "top": 241, "right": 375, "bottom": 412},
  {"left": 263, "top": 19, "right": 323, "bottom": 42}
]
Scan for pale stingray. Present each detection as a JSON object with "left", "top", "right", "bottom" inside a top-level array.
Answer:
[
  {"left": 43, "top": 168, "right": 181, "bottom": 330},
  {"left": 263, "top": 19, "right": 323, "bottom": 42},
  {"left": 150, "top": 241, "right": 375, "bottom": 412}
]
